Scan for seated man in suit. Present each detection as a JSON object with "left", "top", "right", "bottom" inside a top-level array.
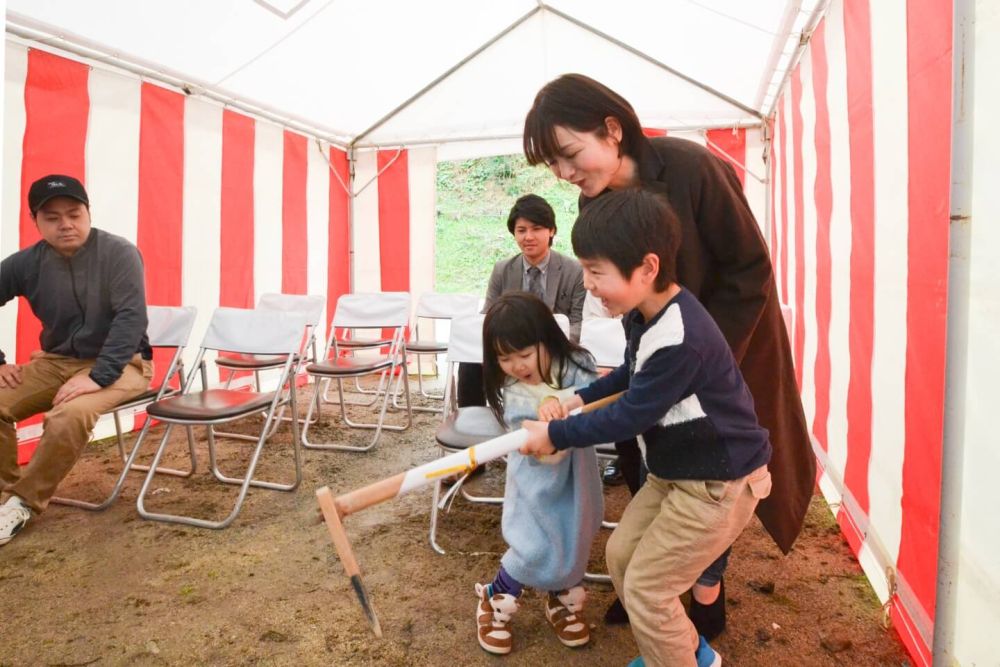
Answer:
[{"left": 458, "top": 193, "right": 586, "bottom": 406}]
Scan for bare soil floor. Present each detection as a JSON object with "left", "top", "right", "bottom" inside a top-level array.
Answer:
[{"left": 1, "top": 384, "right": 910, "bottom": 666}]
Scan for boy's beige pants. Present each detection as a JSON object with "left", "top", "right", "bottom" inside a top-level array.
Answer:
[
  {"left": 607, "top": 466, "right": 772, "bottom": 667},
  {"left": 0, "top": 353, "right": 152, "bottom": 513}
]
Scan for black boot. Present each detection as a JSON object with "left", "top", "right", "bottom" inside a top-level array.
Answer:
[
  {"left": 689, "top": 578, "right": 726, "bottom": 640},
  {"left": 603, "top": 596, "right": 630, "bottom": 625}
]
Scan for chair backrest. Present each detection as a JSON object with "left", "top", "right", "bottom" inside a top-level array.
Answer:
[
  {"left": 580, "top": 317, "right": 627, "bottom": 368},
  {"left": 257, "top": 293, "right": 326, "bottom": 327},
  {"left": 333, "top": 292, "right": 410, "bottom": 328},
  {"left": 446, "top": 313, "right": 486, "bottom": 364},
  {"left": 146, "top": 306, "right": 198, "bottom": 348},
  {"left": 415, "top": 292, "right": 479, "bottom": 320},
  {"left": 202, "top": 307, "right": 310, "bottom": 355}
]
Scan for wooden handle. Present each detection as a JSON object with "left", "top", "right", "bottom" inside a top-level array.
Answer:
[
  {"left": 334, "top": 472, "right": 406, "bottom": 519},
  {"left": 317, "top": 486, "right": 361, "bottom": 576},
  {"left": 580, "top": 391, "right": 624, "bottom": 414}
]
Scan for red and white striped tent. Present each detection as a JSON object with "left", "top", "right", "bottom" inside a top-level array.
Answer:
[{"left": 1, "top": 1, "right": 993, "bottom": 665}]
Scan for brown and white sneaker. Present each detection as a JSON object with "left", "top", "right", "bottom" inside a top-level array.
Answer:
[
  {"left": 545, "top": 586, "right": 590, "bottom": 647},
  {"left": 475, "top": 582, "right": 519, "bottom": 655}
]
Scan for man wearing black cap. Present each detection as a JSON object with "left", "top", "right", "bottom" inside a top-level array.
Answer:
[{"left": 0, "top": 174, "right": 153, "bottom": 546}]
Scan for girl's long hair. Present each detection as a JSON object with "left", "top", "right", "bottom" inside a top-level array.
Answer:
[{"left": 481, "top": 292, "right": 593, "bottom": 425}]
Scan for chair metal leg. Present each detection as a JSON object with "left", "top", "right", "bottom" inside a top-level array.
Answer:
[
  {"left": 51, "top": 416, "right": 159, "bottom": 510},
  {"left": 137, "top": 391, "right": 303, "bottom": 529},
  {"left": 302, "top": 368, "right": 411, "bottom": 452}
]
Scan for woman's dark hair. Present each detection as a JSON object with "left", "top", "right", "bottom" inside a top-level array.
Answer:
[
  {"left": 523, "top": 73, "right": 647, "bottom": 166},
  {"left": 482, "top": 292, "right": 593, "bottom": 425},
  {"left": 506, "top": 193, "right": 556, "bottom": 247},
  {"left": 572, "top": 188, "right": 681, "bottom": 291}
]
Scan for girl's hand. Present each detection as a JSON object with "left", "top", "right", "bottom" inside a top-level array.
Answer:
[
  {"left": 519, "top": 420, "right": 557, "bottom": 456},
  {"left": 537, "top": 396, "right": 567, "bottom": 422}
]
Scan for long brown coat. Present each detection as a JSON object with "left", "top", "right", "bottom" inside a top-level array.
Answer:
[{"left": 581, "top": 135, "right": 815, "bottom": 554}]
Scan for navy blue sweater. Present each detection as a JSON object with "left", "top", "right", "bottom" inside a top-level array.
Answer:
[
  {"left": 0, "top": 228, "right": 151, "bottom": 387},
  {"left": 548, "top": 289, "right": 771, "bottom": 481}
]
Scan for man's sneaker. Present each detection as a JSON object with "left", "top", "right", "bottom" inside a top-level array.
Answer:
[
  {"left": 696, "top": 634, "right": 723, "bottom": 667},
  {"left": 475, "top": 582, "right": 519, "bottom": 655},
  {"left": 545, "top": 586, "right": 590, "bottom": 647},
  {"left": 0, "top": 496, "right": 31, "bottom": 546}
]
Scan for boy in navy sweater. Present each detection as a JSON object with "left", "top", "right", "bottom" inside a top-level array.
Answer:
[{"left": 521, "top": 189, "right": 772, "bottom": 667}]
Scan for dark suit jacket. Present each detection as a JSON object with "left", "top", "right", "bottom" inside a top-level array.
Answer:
[
  {"left": 484, "top": 249, "right": 586, "bottom": 341},
  {"left": 581, "top": 135, "right": 815, "bottom": 554}
]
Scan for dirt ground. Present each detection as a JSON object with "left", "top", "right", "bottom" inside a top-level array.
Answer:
[{"left": 0, "top": 383, "right": 910, "bottom": 666}]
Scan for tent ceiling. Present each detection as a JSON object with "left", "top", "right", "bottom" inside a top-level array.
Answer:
[{"left": 6, "top": 0, "right": 826, "bottom": 149}]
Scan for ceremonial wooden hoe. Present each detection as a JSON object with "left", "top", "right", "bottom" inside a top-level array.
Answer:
[{"left": 315, "top": 391, "right": 623, "bottom": 637}]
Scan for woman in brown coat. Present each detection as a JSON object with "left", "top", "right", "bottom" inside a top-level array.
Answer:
[{"left": 523, "top": 73, "right": 815, "bottom": 637}]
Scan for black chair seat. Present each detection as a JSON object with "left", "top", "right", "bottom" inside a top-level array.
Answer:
[
  {"left": 215, "top": 353, "right": 298, "bottom": 370},
  {"left": 406, "top": 340, "right": 447, "bottom": 354},
  {"left": 147, "top": 389, "right": 277, "bottom": 421},
  {"left": 114, "top": 386, "right": 180, "bottom": 411},
  {"left": 306, "top": 357, "right": 393, "bottom": 376},
  {"left": 435, "top": 406, "right": 507, "bottom": 450},
  {"left": 334, "top": 338, "right": 392, "bottom": 350}
]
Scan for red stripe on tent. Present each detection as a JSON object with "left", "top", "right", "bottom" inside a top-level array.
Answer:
[
  {"left": 137, "top": 83, "right": 185, "bottom": 390},
  {"left": 706, "top": 128, "right": 746, "bottom": 188},
  {"left": 896, "top": 0, "right": 952, "bottom": 628},
  {"left": 777, "top": 101, "right": 789, "bottom": 305},
  {"left": 377, "top": 150, "right": 410, "bottom": 292},
  {"left": 842, "top": 0, "right": 876, "bottom": 515},
  {"left": 327, "top": 147, "right": 351, "bottom": 335},
  {"left": 281, "top": 130, "right": 308, "bottom": 295},
  {"left": 810, "top": 21, "right": 833, "bottom": 452},
  {"left": 17, "top": 50, "right": 90, "bottom": 365},
  {"left": 790, "top": 70, "right": 805, "bottom": 389},
  {"left": 220, "top": 110, "right": 255, "bottom": 308},
  {"left": 642, "top": 127, "right": 667, "bottom": 137},
  {"left": 16, "top": 49, "right": 90, "bottom": 462}
]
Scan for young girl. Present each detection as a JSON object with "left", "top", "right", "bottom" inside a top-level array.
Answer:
[{"left": 474, "top": 292, "right": 602, "bottom": 656}]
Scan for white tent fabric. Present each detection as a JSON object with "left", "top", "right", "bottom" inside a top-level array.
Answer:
[{"left": 6, "top": 0, "right": 824, "bottom": 149}]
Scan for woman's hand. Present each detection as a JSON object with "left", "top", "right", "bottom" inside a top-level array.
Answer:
[{"left": 519, "top": 419, "right": 556, "bottom": 456}]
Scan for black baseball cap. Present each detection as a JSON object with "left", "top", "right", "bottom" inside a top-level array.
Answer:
[{"left": 28, "top": 174, "right": 89, "bottom": 215}]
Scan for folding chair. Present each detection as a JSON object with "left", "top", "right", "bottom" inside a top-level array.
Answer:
[
  {"left": 301, "top": 292, "right": 412, "bottom": 452},
  {"left": 398, "top": 292, "right": 479, "bottom": 413},
  {"left": 135, "top": 307, "right": 309, "bottom": 529},
  {"left": 51, "top": 305, "right": 199, "bottom": 510},
  {"left": 212, "top": 292, "right": 325, "bottom": 441},
  {"left": 428, "top": 312, "right": 508, "bottom": 555},
  {"left": 579, "top": 316, "right": 628, "bottom": 583}
]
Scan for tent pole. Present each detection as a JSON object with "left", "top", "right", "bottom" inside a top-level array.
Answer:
[
  {"left": 349, "top": 6, "right": 542, "bottom": 148},
  {"left": 764, "top": 1, "right": 830, "bottom": 119},
  {"left": 762, "top": 118, "right": 774, "bottom": 253},
  {"left": 542, "top": 4, "right": 762, "bottom": 121},
  {"left": 932, "top": 0, "right": 974, "bottom": 664},
  {"left": 5, "top": 17, "right": 351, "bottom": 149},
  {"left": 347, "top": 147, "right": 357, "bottom": 293},
  {"left": 753, "top": 1, "right": 803, "bottom": 112}
]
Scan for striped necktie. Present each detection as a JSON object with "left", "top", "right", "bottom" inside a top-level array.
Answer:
[{"left": 527, "top": 265, "right": 544, "bottom": 301}]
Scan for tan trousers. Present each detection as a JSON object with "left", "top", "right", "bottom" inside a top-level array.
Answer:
[
  {"left": 606, "top": 466, "right": 772, "bottom": 667},
  {"left": 0, "top": 353, "right": 152, "bottom": 513}
]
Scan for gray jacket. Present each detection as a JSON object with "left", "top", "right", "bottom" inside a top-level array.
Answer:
[
  {"left": 0, "top": 227, "right": 151, "bottom": 387},
  {"left": 484, "top": 249, "right": 586, "bottom": 341}
]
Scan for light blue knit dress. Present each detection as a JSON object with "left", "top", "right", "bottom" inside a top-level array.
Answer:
[{"left": 498, "top": 354, "right": 603, "bottom": 591}]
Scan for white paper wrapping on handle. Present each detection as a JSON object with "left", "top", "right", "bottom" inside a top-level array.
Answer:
[{"left": 397, "top": 430, "right": 528, "bottom": 495}]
